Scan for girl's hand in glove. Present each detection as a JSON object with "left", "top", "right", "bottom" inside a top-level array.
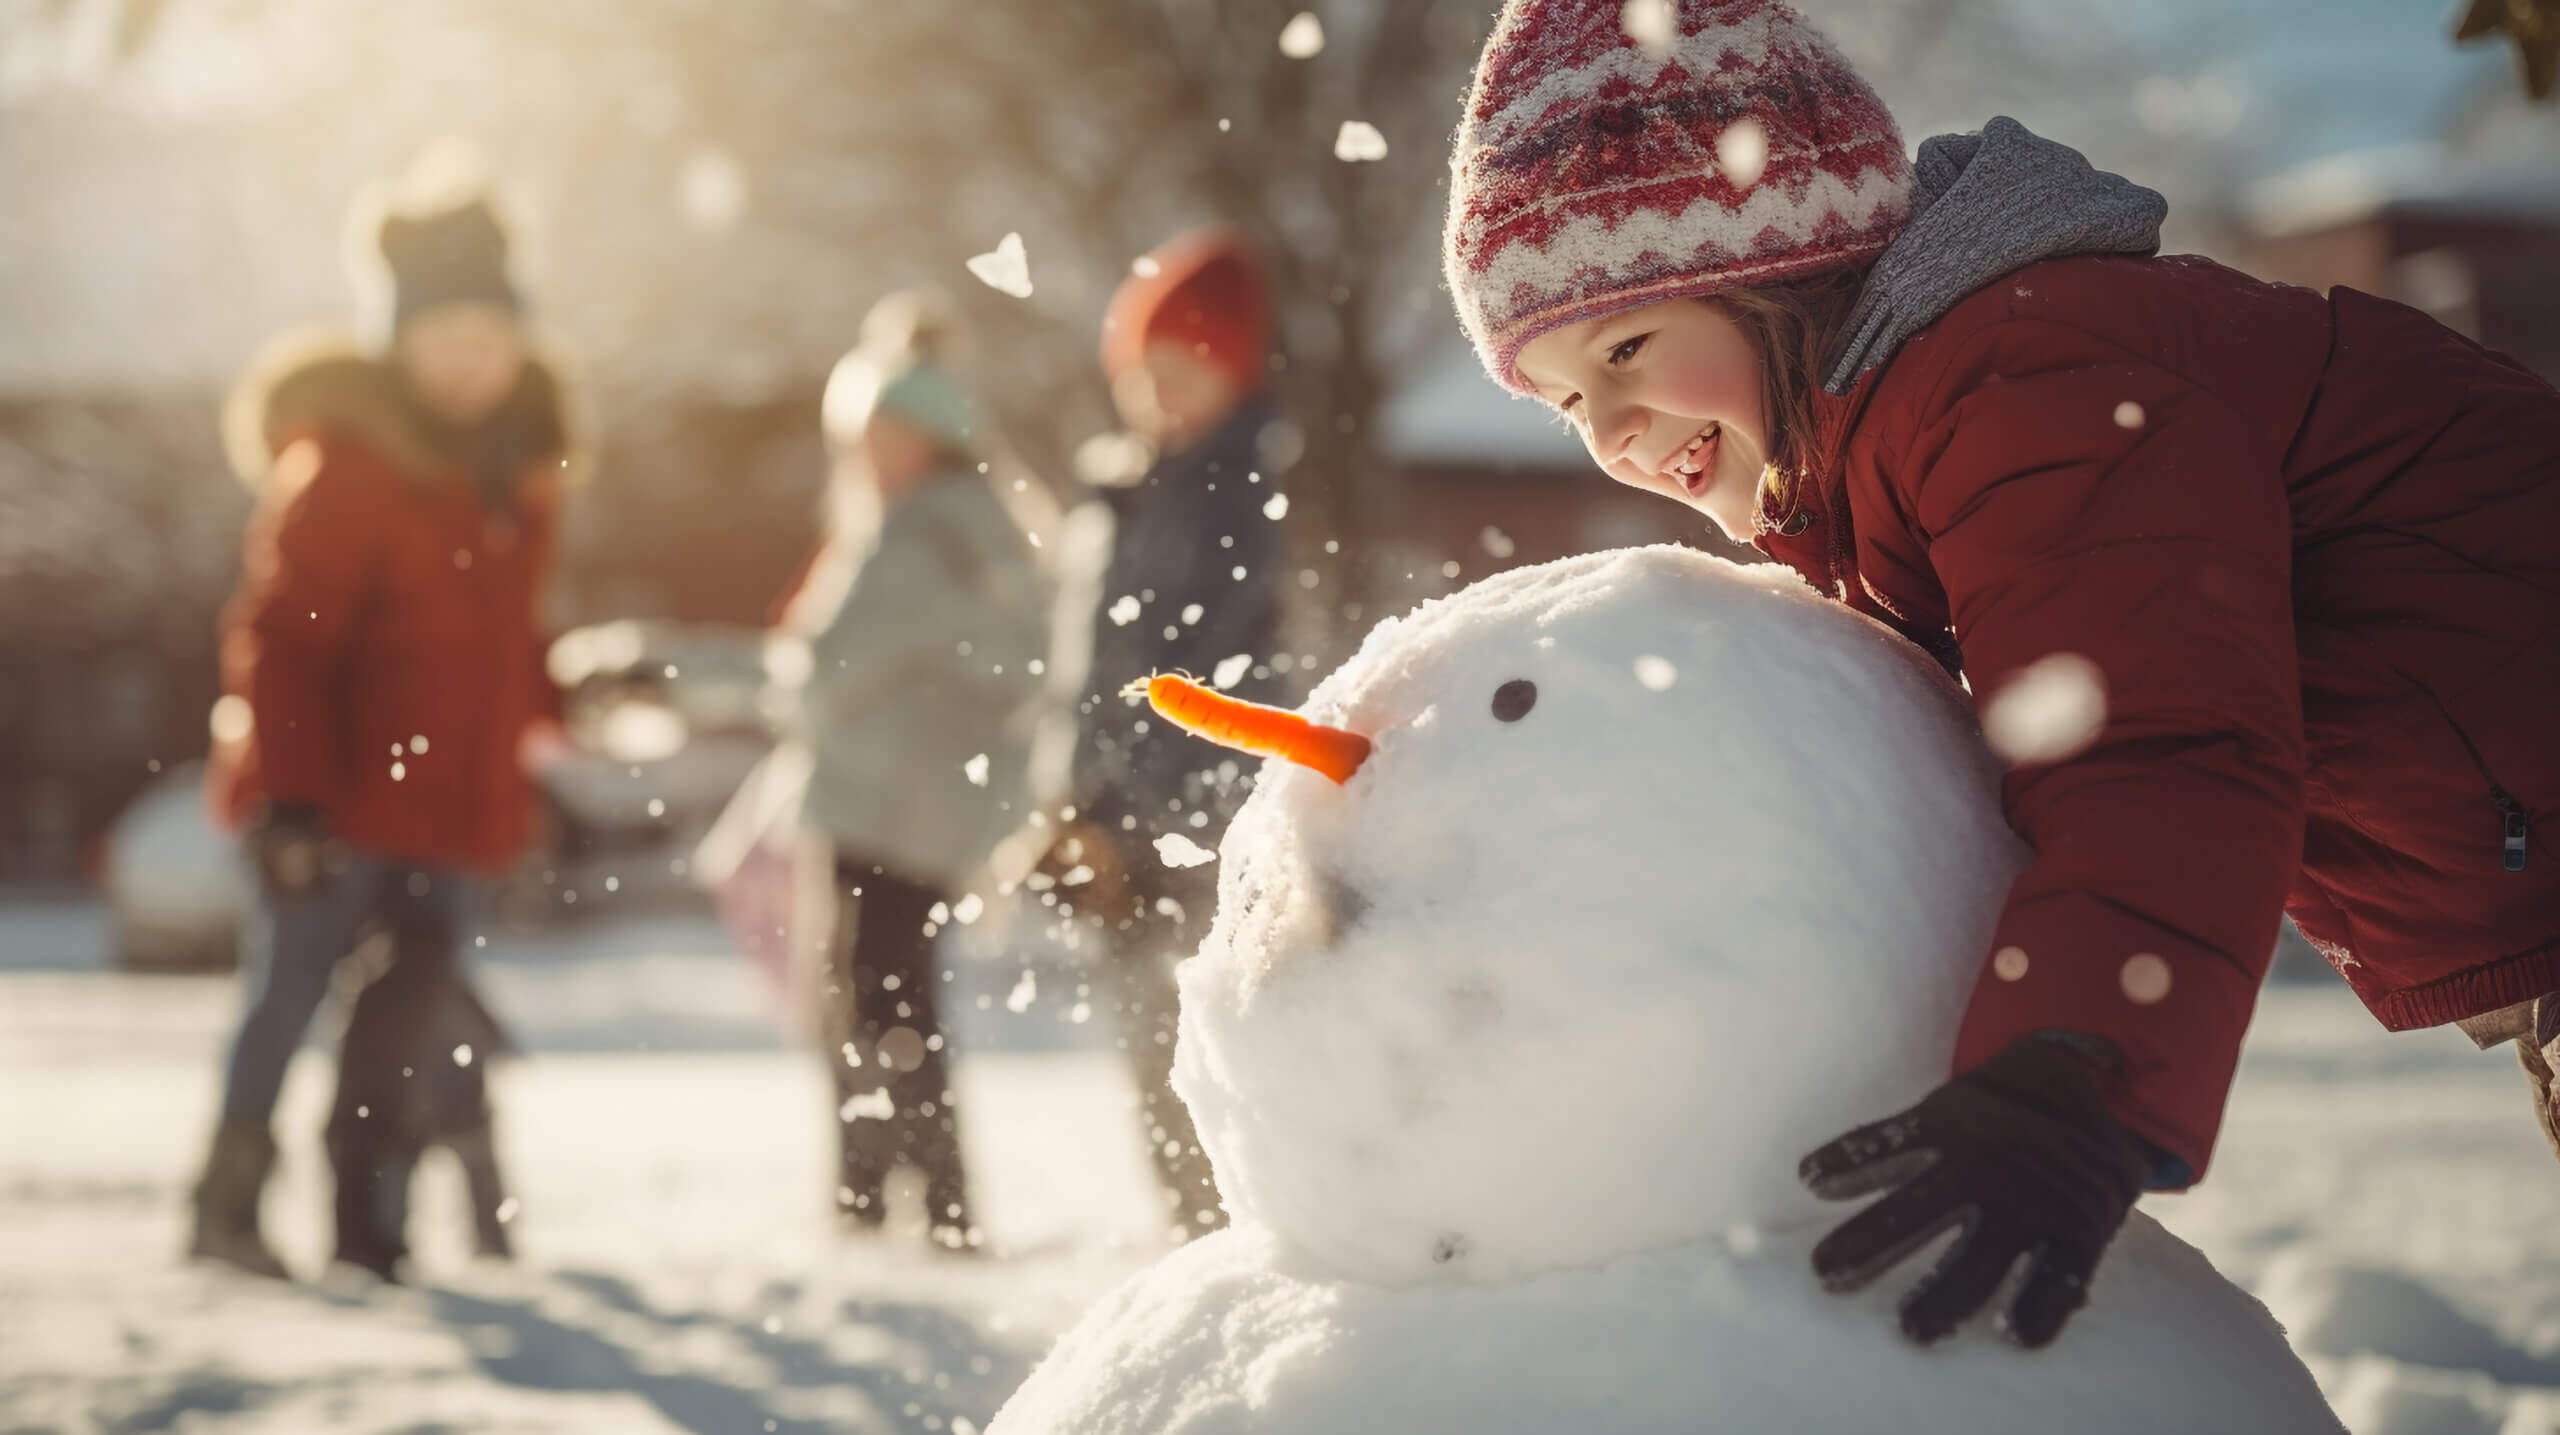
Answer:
[{"left": 1798, "top": 1035, "right": 2155, "bottom": 1349}]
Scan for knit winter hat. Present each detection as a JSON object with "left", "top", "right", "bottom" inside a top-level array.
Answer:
[
  {"left": 1100, "top": 226, "right": 1270, "bottom": 393},
  {"left": 378, "top": 197, "right": 521, "bottom": 331},
  {"left": 823, "top": 353, "right": 979, "bottom": 455},
  {"left": 1445, "top": 0, "right": 1914, "bottom": 394},
  {"left": 824, "top": 288, "right": 980, "bottom": 454}
]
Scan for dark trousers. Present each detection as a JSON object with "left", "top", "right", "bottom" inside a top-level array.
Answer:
[
  {"left": 1089, "top": 836, "right": 1226, "bottom": 1235},
  {"left": 822, "top": 856, "right": 969, "bottom": 1231},
  {"left": 321, "top": 869, "right": 511, "bottom": 1277}
]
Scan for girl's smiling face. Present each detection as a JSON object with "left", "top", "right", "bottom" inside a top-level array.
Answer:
[{"left": 1514, "top": 298, "right": 1770, "bottom": 542}]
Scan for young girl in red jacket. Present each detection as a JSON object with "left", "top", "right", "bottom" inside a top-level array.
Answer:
[{"left": 1446, "top": 0, "right": 2560, "bottom": 1349}]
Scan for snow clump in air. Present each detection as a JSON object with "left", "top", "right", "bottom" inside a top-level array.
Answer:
[
  {"left": 1333, "top": 121, "right": 1389, "bottom": 162},
  {"left": 1981, "top": 652, "right": 2109, "bottom": 766},
  {"left": 1155, "top": 832, "right": 1217, "bottom": 869},
  {"left": 1278, "top": 12, "right": 1325, "bottom": 58},
  {"left": 966, "top": 232, "right": 1034, "bottom": 298}
]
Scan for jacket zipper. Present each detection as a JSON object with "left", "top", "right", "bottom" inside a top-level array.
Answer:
[
  {"left": 2496, "top": 792, "right": 2531, "bottom": 874},
  {"left": 2420, "top": 687, "right": 2531, "bottom": 872}
]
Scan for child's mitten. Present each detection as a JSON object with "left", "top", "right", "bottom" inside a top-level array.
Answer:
[{"left": 252, "top": 800, "right": 347, "bottom": 900}]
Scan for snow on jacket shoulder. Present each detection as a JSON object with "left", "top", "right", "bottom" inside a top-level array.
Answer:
[
  {"left": 795, "top": 470, "right": 1053, "bottom": 887},
  {"left": 1762, "top": 253, "right": 2560, "bottom": 1181},
  {"left": 207, "top": 332, "right": 578, "bottom": 874}
]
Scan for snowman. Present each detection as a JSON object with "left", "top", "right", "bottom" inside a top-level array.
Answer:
[{"left": 987, "top": 546, "right": 2340, "bottom": 1434}]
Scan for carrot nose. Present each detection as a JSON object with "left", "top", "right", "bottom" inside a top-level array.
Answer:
[{"left": 1142, "top": 673, "right": 1372, "bottom": 785}]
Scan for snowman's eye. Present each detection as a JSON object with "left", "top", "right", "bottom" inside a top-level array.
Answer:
[{"left": 1490, "top": 680, "right": 1538, "bottom": 722}]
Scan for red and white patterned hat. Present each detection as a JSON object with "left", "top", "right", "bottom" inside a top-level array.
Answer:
[{"left": 1445, "top": 0, "right": 1914, "bottom": 394}]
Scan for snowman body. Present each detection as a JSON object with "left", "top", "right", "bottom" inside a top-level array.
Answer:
[{"left": 988, "top": 548, "right": 2339, "bottom": 1434}]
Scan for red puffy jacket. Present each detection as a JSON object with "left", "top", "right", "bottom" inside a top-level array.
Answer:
[
  {"left": 209, "top": 335, "right": 577, "bottom": 875},
  {"left": 1759, "top": 254, "right": 2560, "bottom": 1181}
]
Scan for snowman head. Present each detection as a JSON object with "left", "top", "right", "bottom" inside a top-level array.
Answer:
[{"left": 1157, "top": 547, "right": 2024, "bottom": 1287}]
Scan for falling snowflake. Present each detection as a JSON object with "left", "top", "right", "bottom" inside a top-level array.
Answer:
[
  {"left": 1263, "top": 493, "right": 1290, "bottom": 521},
  {"left": 1277, "top": 11, "right": 1325, "bottom": 58},
  {"left": 1480, "top": 526, "right": 1516, "bottom": 559},
  {"left": 1213, "top": 653, "right": 1254, "bottom": 689},
  {"left": 210, "top": 696, "right": 252, "bottom": 745},
  {"left": 1621, "top": 0, "right": 1678, "bottom": 55},
  {"left": 840, "top": 1088, "right": 895, "bottom": 1122},
  {"left": 452, "top": 1044, "right": 474, "bottom": 1067},
  {"left": 1982, "top": 653, "right": 2108, "bottom": 765},
  {"left": 1005, "top": 970, "right": 1038, "bottom": 1013},
  {"left": 953, "top": 893, "right": 985, "bottom": 925},
  {"left": 1333, "top": 121, "right": 1389, "bottom": 162},
  {"left": 1108, "top": 594, "right": 1143, "bottom": 626},
  {"left": 1633, "top": 655, "right": 1678, "bottom": 691},
  {"left": 1155, "top": 832, "right": 1217, "bottom": 869},
  {"left": 1716, "top": 116, "right": 1769, "bottom": 190},
  {"left": 966, "top": 232, "right": 1034, "bottom": 298},
  {"left": 2114, "top": 400, "right": 2147, "bottom": 429},
  {"left": 964, "top": 752, "right": 990, "bottom": 787}
]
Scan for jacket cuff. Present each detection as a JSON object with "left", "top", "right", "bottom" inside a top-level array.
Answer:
[{"left": 1953, "top": 901, "right": 2264, "bottom": 1187}]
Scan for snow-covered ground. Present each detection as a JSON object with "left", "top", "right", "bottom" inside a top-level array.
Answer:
[{"left": 2, "top": 901, "right": 2556, "bottom": 1434}]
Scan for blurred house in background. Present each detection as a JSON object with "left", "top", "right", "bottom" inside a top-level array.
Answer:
[{"left": 2233, "top": 150, "right": 2560, "bottom": 381}]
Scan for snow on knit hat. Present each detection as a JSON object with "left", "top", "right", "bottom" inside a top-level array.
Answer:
[
  {"left": 1445, "top": 0, "right": 1914, "bottom": 394},
  {"left": 1100, "top": 226, "right": 1270, "bottom": 394}
]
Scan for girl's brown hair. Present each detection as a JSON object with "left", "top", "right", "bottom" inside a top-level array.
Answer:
[{"left": 1711, "top": 266, "right": 1871, "bottom": 522}]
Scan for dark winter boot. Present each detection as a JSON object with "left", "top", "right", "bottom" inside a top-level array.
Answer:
[
  {"left": 443, "top": 1123, "right": 515, "bottom": 1260},
  {"left": 925, "top": 1168, "right": 978, "bottom": 1254},
  {"left": 326, "top": 1115, "right": 414, "bottom": 1282},
  {"left": 187, "top": 1119, "right": 289, "bottom": 1279},
  {"left": 835, "top": 1174, "right": 889, "bottom": 1233}
]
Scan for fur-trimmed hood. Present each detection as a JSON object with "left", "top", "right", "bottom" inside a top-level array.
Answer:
[{"left": 222, "top": 329, "right": 588, "bottom": 492}]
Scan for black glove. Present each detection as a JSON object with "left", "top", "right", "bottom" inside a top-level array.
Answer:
[
  {"left": 1797, "top": 1035, "right": 2154, "bottom": 1349},
  {"left": 252, "top": 801, "right": 346, "bottom": 899}
]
